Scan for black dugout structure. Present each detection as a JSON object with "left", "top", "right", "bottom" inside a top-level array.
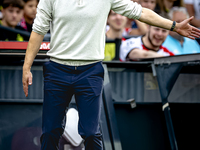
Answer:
[
  {"left": 0, "top": 41, "right": 200, "bottom": 150},
  {"left": 102, "top": 54, "right": 200, "bottom": 150}
]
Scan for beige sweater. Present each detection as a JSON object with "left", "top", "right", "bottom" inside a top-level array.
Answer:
[{"left": 33, "top": 0, "right": 142, "bottom": 66}]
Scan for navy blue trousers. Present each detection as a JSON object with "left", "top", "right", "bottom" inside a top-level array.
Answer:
[{"left": 41, "top": 61, "right": 104, "bottom": 150}]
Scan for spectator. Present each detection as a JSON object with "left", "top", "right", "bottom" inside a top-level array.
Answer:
[
  {"left": 163, "top": 7, "right": 200, "bottom": 55},
  {"left": 128, "top": 0, "right": 157, "bottom": 36},
  {"left": 120, "top": 14, "right": 174, "bottom": 61},
  {"left": 184, "top": 0, "right": 200, "bottom": 28},
  {"left": 156, "top": 0, "right": 185, "bottom": 13},
  {"left": 19, "top": 0, "right": 38, "bottom": 32},
  {"left": 105, "top": 10, "right": 127, "bottom": 61},
  {"left": 0, "top": 0, "right": 27, "bottom": 41},
  {"left": 140, "top": 0, "right": 157, "bottom": 12},
  {"left": 106, "top": 10, "right": 127, "bottom": 40}
]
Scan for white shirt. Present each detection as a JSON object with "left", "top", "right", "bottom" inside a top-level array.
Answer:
[
  {"left": 33, "top": 0, "right": 142, "bottom": 66},
  {"left": 120, "top": 36, "right": 174, "bottom": 61}
]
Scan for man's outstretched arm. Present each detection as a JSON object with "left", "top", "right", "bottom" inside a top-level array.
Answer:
[
  {"left": 139, "top": 8, "right": 200, "bottom": 39},
  {"left": 22, "top": 31, "right": 44, "bottom": 97}
]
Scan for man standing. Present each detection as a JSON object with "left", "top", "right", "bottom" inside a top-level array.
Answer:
[
  {"left": 163, "top": 7, "right": 200, "bottom": 55},
  {"left": 120, "top": 24, "right": 174, "bottom": 61},
  {"left": 22, "top": 0, "right": 200, "bottom": 150}
]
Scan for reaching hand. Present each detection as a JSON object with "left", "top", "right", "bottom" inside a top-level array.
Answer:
[
  {"left": 175, "top": 16, "right": 200, "bottom": 40},
  {"left": 22, "top": 69, "right": 32, "bottom": 97}
]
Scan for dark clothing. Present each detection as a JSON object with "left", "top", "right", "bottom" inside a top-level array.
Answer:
[
  {"left": 0, "top": 25, "right": 29, "bottom": 41},
  {"left": 41, "top": 61, "right": 104, "bottom": 150},
  {"left": 26, "top": 22, "right": 33, "bottom": 33}
]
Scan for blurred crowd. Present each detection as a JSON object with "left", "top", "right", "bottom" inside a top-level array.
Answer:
[
  {"left": 106, "top": 0, "right": 200, "bottom": 60},
  {"left": 0, "top": 0, "right": 38, "bottom": 41},
  {"left": 0, "top": 0, "right": 200, "bottom": 60}
]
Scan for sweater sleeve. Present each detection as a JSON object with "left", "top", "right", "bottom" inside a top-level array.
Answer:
[
  {"left": 32, "top": 0, "right": 53, "bottom": 35},
  {"left": 111, "top": 0, "right": 142, "bottom": 20}
]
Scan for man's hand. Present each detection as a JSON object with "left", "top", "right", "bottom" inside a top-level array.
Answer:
[
  {"left": 139, "top": 8, "right": 200, "bottom": 40},
  {"left": 175, "top": 16, "right": 200, "bottom": 40},
  {"left": 22, "top": 31, "right": 44, "bottom": 97},
  {"left": 22, "top": 68, "right": 33, "bottom": 97}
]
